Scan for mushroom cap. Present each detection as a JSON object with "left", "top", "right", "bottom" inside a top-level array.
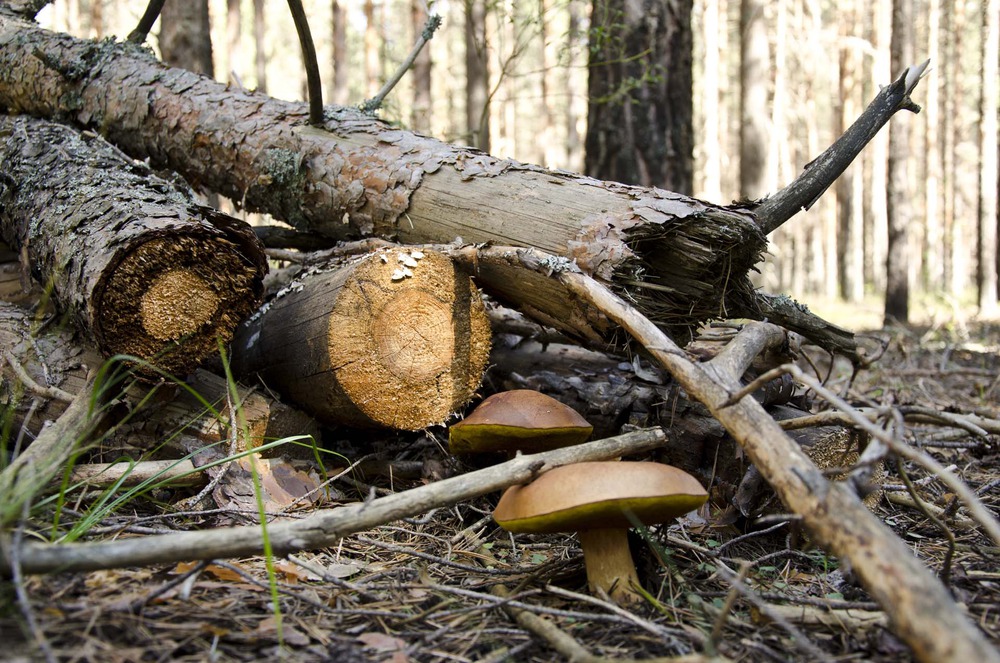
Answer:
[
  {"left": 449, "top": 389, "right": 593, "bottom": 454},
  {"left": 493, "top": 461, "right": 708, "bottom": 533}
]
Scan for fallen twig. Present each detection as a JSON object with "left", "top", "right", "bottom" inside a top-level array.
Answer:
[{"left": 0, "top": 427, "right": 666, "bottom": 575}]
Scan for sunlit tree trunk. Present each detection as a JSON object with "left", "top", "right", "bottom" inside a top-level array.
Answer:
[
  {"left": 565, "top": 0, "right": 584, "bottom": 170},
  {"left": 465, "top": 0, "right": 490, "bottom": 150},
  {"left": 697, "top": 0, "right": 722, "bottom": 202},
  {"left": 159, "top": 0, "right": 214, "bottom": 77},
  {"left": 738, "top": 0, "right": 769, "bottom": 200},
  {"left": 410, "top": 0, "right": 432, "bottom": 132},
  {"left": 331, "top": 0, "right": 349, "bottom": 106},
  {"left": 364, "top": 0, "right": 381, "bottom": 98},
  {"left": 922, "top": 0, "right": 942, "bottom": 292},
  {"left": 585, "top": 0, "right": 694, "bottom": 192},
  {"left": 253, "top": 0, "right": 267, "bottom": 93},
  {"left": 226, "top": 0, "right": 242, "bottom": 83},
  {"left": 862, "top": 0, "right": 890, "bottom": 292},
  {"left": 836, "top": 0, "right": 864, "bottom": 302},
  {"left": 977, "top": 0, "right": 999, "bottom": 313},
  {"left": 88, "top": 0, "right": 103, "bottom": 38},
  {"left": 885, "top": 0, "right": 914, "bottom": 324}
]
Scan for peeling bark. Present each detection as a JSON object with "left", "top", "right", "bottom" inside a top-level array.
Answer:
[{"left": 0, "top": 115, "right": 266, "bottom": 376}]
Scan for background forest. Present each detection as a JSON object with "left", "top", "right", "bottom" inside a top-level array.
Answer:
[{"left": 36, "top": 0, "right": 1000, "bottom": 330}]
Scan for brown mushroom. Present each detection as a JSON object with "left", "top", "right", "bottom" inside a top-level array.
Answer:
[
  {"left": 493, "top": 461, "right": 708, "bottom": 605},
  {"left": 448, "top": 389, "right": 592, "bottom": 455}
]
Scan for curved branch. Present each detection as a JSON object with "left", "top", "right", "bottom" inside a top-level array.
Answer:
[
  {"left": 755, "top": 60, "right": 930, "bottom": 235},
  {"left": 286, "top": 0, "right": 324, "bottom": 125},
  {"left": 127, "top": 0, "right": 167, "bottom": 44}
]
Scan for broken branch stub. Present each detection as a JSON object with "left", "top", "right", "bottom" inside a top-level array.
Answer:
[{"left": 0, "top": 115, "right": 266, "bottom": 376}]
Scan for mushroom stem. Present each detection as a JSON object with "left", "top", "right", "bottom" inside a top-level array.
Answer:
[{"left": 577, "top": 528, "right": 643, "bottom": 605}]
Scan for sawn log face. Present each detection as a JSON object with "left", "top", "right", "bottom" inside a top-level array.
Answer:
[{"left": 232, "top": 249, "right": 491, "bottom": 430}]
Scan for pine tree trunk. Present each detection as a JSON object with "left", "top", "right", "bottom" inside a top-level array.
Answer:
[
  {"left": 410, "top": 0, "right": 432, "bottom": 133},
  {"left": 885, "top": 0, "right": 914, "bottom": 324},
  {"left": 584, "top": 0, "right": 694, "bottom": 193},
  {"left": 227, "top": 0, "right": 242, "bottom": 83},
  {"left": 738, "top": 0, "right": 770, "bottom": 200},
  {"left": 159, "top": 0, "right": 214, "bottom": 76},
  {"left": 254, "top": 0, "right": 267, "bottom": 92},
  {"left": 330, "top": 0, "right": 348, "bottom": 106},
  {"left": 0, "top": 115, "right": 266, "bottom": 376},
  {"left": 977, "top": 0, "right": 999, "bottom": 313},
  {"left": 464, "top": 0, "right": 490, "bottom": 150}
]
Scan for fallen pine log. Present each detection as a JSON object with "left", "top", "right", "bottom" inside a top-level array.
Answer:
[
  {"left": 0, "top": 13, "right": 929, "bottom": 359},
  {"left": 0, "top": 114, "right": 266, "bottom": 376},
  {"left": 231, "top": 248, "right": 492, "bottom": 430}
]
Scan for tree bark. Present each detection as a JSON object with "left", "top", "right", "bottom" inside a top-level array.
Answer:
[
  {"left": 410, "top": 0, "right": 432, "bottom": 133},
  {"left": 159, "top": 0, "right": 214, "bottom": 77},
  {"left": 330, "top": 0, "right": 348, "bottom": 105},
  {"left": 584, "top": 0, "right": 694, "bottom": 193},
  {"left": 226, "top": 0, "right": 242, "bottom": 83},
  {"left": 363, "top": 0, "right": 380, "bottom": 98},
  {"left": 836, "top": 1, "right": 864, "bottom": 302},
  {"left": 232, "top": 249, "right": 491, "bottom": 430},
  {"left": 464, "top": 0, "right": 490, "bottom": 150},
  {"left": 0, "top": 115, "right": 266, "bottom": 376},
  {"left": 977, "top": 0, "right": 999, "bottom": 313},
  {"left": 253, "top": 0, "right": 267, "bottom": 92}
]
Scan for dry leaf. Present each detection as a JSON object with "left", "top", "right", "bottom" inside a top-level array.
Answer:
[{"left": 358, "top": 631, "right": 406, "bottom": 653}]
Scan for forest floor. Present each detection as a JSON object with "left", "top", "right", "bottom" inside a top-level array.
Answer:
[{"left": 2, "top": 318, "right": 999, "bottom": 663}]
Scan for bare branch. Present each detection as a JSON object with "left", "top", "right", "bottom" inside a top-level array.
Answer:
[
  {"left": 0, "top": 428, "right": 666, "bottom": 575},
  {"left": 126, "top": 0, "right": 167, "bottom": 44},
  {"left": 361, "top": 13, "right": 442, "bottom": 114},
  {"left": 755, "top": 60, "right": 930, "bottom": 234},
  {"left": 286, "top": 0, "right": 324, "bottom": 125}
]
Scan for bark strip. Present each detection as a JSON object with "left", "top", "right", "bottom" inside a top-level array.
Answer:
[
  {"left": 0, "top": 115, "right": 266, "bottom": 376},
  {"left": 232, "top": 248, "right": 492, "bottom": 430}
]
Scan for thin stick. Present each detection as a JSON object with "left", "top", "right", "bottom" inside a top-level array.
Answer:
[
  {"left": 126, "top": 0, "right": 167, "bottom": 44},
  {"left": 2, "top": 349, "right": 74, "bottom": 403},
  {"left": 723, "top": 362, "right": 1000, "bottom": 548},
  {"left": 755, "top": 60, "right": 929, "bottom": 234},
  {"left": 361, "top": 13, "right": 442, "bottom": 113},
  {"left": 286, "top": 0, "right": 324, "bottom": 126},
  {"left": 0, "top": 428, "right": 666, "bottom": 575},
  {"left": 550, "top": 270, "right": 999, "bottom": 663}
]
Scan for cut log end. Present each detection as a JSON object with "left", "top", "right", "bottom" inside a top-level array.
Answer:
[
  {"left": 97, "top": 234, "right": 263, "bottom": 377},
  {"left": 140, "top": 270, "right": 220, "bottom": 341},
  {"left": 327, "top": 250, "right": 492, "bottom": 430},
  {"left": 234, "top": 249, "right": 491, "bottom": 431}
]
